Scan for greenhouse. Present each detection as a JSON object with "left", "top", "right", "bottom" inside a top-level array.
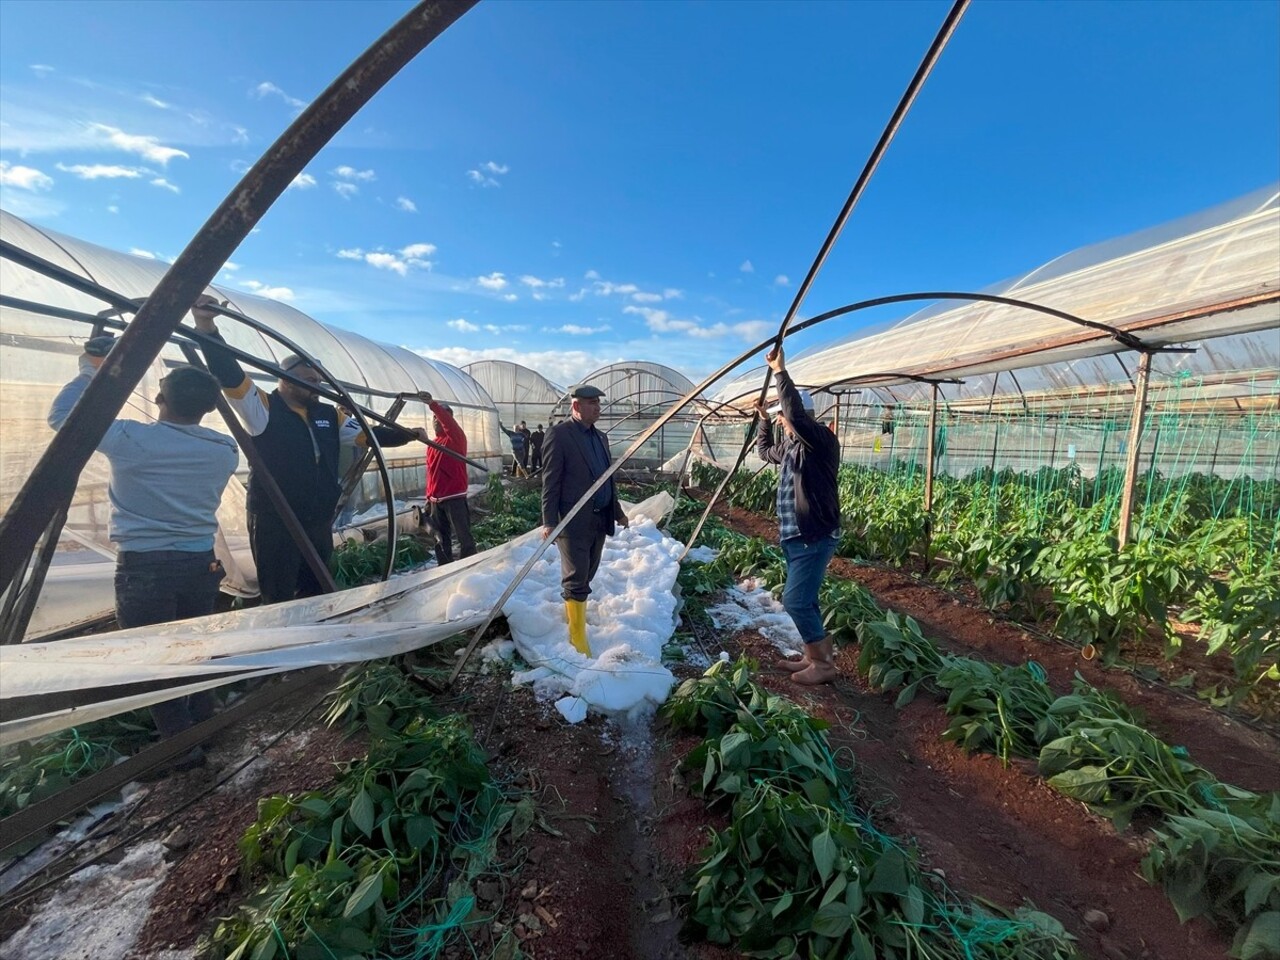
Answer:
[
  {"left": 0, "top": 209, "right": 504, "bottom": 637},
  {"left": 461, "top": 358, "right": 564, "bottom": 463},
  {"left": 549, "top": 360, "right": 720, "bottom": 468},
  {"left": 708, "top": 184, "right": 1279, "bottom": 513}
]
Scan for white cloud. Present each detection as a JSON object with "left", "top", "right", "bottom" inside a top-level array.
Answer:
[
  {"left": 288, "top": 173, "right": 317, "bottom": 190},
  {"left": 483, "top": 323, "right": 529, "bottom": 334},
  {"left": 448, "top": 318, "right": 480, "bottom": 332},
  {"left": 333, "top": 181, "right": 359, "bottom": 199},
  {"left": 623, "top": 306, "right": 768, "bottom": 343},
  {"left": 223, "top": 261, "right": 240, "bottom": 272},
  {"left": 663, "top": 288, "right": 683, "bottom": 300},
  {"left": 739, "top": 260, "right": 755, "bottom": 274},
  {"left": 333, "top": 165, "right": 376, "bottom": 182},
  {"left": 568, "top": 288, "right": 587, "bottom": 302},
  {"left": 231, "top": 125, "right": 250, "bottom": 145},
  {"left": 774, "top": 274, "right": 790, "bottom": 287},
  {"left": 140, "top": 93, "right": 169, "bottom": 109},
  {"left": 545, "top": 323, "right": 611, "bottom": 335},
  {"left": 106, "top": 204, "right": 119, "bottom": 214},
  {"left": 482, "top": 161, "right": 508, "bottom": 175},
  {"left": 129, "top": 248, "right": 157, "bottom": 259},
  {"left": 631, "top": 292, "right": 663, "bottom": 303},
  {"left": 400, "top": 243, "right": 436, "bottom": 260},
  {"left": 365, "top": 252, "right": 407, "bottom": 276},
  {"left": 395, "top": 196, "right": 417, "bottom": 213},
  {"left": 584, "top": 270, "right": 601, "bottom": 280},
  {"left": 230, "top": 159, "right": 251, "bottom": 174},
  {"left": 334, "top": 243, "right": 436, "bottom": 275},
  {"left": 502, "top": 293, "right": 518, "bottom": 302},
  {"left": 30, "top": 64, "right": 55, "bottom": 76},
  {"left": 253, "top": 81, "right": 306, "bottom": 110},
  {"left": 476, "top": 272, "right": 508, "bottom": 291},
  {"left": 0, "top": 161, "right": 54, "bottom": 190},
  {"left": 150, "top": 177, "right": 180, "bottom": 194},
  {"left": 240, "top": 279, "right": 296, "bottom": 301},
  {"left": 585, "top": 274, "right": 680, "bottom": 303},
  {"left": 89, "top": 124, "right": 188, "bottom": 165},
  {"left": 466, "top": 169, "right": 499, "bottom": 188},
  {"left": 519, "top": 275, "right": 565, "bottom": 290},
  {"left": 413, "top": 346, "right": 623, "bottom": 388},
  {"left": 594, "top": 280, "right": 638, "bottom": 297},
  {"left": 55, "top": 163, "right": 143, "bottom": 180},
  {"left": 465, "top": 161, "right": 507, "bottom": 188}
]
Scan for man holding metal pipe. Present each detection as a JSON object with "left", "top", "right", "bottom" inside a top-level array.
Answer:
[
  {"left": 191, "top": 296, "right": 427, "bottom": 604},
  {"left": 540, "top": 384, "right": 629, "bottom": 656},
  {"left": 419, "top": 391, "right": 475, "bottom": 565},
  {"left": 753, "top": 346, "right": 842, "bottom": 685},
  {"left": 48, "top": 336, "right": 237, "bottom": 756}
]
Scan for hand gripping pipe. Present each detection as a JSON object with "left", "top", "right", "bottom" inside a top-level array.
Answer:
[
  {"left": 0, "top": 0, "right": 477, "bottom": 598},
  {"left": 681, "top": 0, "right": 972, "bottom": 559}
]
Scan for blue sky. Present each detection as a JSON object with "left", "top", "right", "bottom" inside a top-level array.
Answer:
[{"left": 1, "top": 0, "right": 1277, "bottom": 386}]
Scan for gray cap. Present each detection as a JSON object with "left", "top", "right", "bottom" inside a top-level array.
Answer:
[
  {"left": 278, "top": 353, "right": 314, "bottom": 373},
  {"left": 569, "top": 384, "right": 606, "bottom": 399}
]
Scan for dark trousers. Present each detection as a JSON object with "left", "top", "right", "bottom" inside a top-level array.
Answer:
[
  {"left": 516, "top": 446, "right": 529, "bottom": 470},
  {"left": 115, "top": 550, "right": 223, "bottom": 737},
  {"left": 530, "top": 447, "right": 543, "bottom": 472},
  {"left": 431, "top": 497, "right": 476, "bottom": 565},
  {"left": 555, "top": 512, "right": 608, "bottom": 601},
  {"left": 249, "top": 508, "right": 334, "bottom": 605}
]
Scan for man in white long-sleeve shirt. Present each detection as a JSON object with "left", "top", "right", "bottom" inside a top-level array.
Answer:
[{"left": 48, "top": 339, "right": 238, "bottom": 745}]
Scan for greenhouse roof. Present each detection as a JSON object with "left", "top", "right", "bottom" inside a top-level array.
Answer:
[
  {"left": 713, "top": 185, "right": 1280, "bottom": 412},
  {"left": 0, "top": 210, "right": 495, "bottom": 411},
  {"left": 462, "top": 359, "right": 566, "bottom": 407}
]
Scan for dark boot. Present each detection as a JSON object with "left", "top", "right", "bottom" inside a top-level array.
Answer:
[{"left": 791, "top": 636, "right": 838, "bottom": 686}]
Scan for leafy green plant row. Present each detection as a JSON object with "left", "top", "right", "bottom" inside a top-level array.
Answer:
[
  {"left": 201, "top": 662, "right": 527, "bottom": 960},
  {"left": 331, "top": 536, "right": 432, "bottom": 589},
  {"left": 703, "top": 459, "right": 1279, "bottom": 694},
  {"left": 850, "top": 609, "right": 1280, "bottom": 959},
  {"left": 695, "top": 530, "right": 1279, "bottom": 957},
  {"left": 661, "top": 659, "right": 1081, "bottom": 960}
]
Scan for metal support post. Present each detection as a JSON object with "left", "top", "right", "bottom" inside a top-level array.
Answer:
[
  {"left": 1117, "top": 351, "right": 1153, "bottom": 548},
  {"left": 335, "top": 396, "right": 407, "bottom": 520},
  {"left": 924, "top": 385, "right": 939, "bottom": 514},
  {"left": 0, "top": 508, "right": 68, "bottom": 644}
]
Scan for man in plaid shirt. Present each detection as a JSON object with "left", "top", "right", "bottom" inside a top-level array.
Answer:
[{"left": 755, "top": 346, "right": 842, "bottom": 685}]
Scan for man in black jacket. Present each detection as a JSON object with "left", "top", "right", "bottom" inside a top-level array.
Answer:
[
  {"left": 193, "top": 297, "right": 426, "bottom": 603},
  {"left": 540, "top": 385, "right": 629, "bottom": 656},
  {"left": 755, "top": 346, "right": 841, "bottom": 685}
]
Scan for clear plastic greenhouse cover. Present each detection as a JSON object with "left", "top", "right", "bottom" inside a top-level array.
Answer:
[
  {"left": 0, "top": 209, "right": 505, "bottom": 634},
  {"left": 462, "top": 358, "right": 565, "bottom": 429},
  {"left": 713, "top": 184, "right": 1280, "bottom": 410}
]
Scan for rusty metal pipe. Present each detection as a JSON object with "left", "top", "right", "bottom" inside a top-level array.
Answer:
[{"left": 0, "top": 0, "right": 476, "bottom": 596}]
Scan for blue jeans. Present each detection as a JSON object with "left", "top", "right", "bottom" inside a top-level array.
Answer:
[{"left": 780, "top": 535, "right": 838, "bottom": 644}]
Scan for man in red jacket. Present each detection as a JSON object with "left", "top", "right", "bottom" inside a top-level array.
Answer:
[{"left": 420, "top": 392, "right": 475, "bottom": 564}]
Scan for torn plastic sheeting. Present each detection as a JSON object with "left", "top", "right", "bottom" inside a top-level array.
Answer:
[
  {"left": 1, "top": 667, "right": 286, "bottom": 747},
  {"left": 0, "top": 622, "right": 461, "bottom": 697}
]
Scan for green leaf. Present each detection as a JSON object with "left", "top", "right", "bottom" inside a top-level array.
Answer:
[
  {"left": 510, "top": 798, "right": 535, "bottom": 839},
  {"left": 350, "top": 789, "right": 375, "bottom": 838},
  {"left": 811, "top": 830, "right": 837, "bottom": 884},
  {"left": 284, "top": 837, "right": 302, "bottom": 875},
  {"left": 1245, "top": 873, "right": 1279, "bottom": 916},
  {"left": 770, "top": 890, "right": 793, "bottom": 919},
  {"left": 344, "top": 869, "right": 384, "bottom": 919},
  {"left": 405, "top": 814, "right": 436, "bottom": 850},
  {"left": 866, "top": 848, "right": 908, "bottom": 896},
  {"left": 810, "top": 901, "right": 853, "bottom": 939},
  {"left": 250, "top": 936, "right": 278, "bottom": 960},
  {"left": 1046, "top": 766, "right": 1111, "bottom": 804},
  {"left": 1236, "top": 911, "right": 1280, "bottom": 960}
]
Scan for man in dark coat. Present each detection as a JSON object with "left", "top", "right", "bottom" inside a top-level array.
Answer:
[
  {"left": 754, "top": 345, "right": 842, "bottom": 685},
  {"left": 540, "top": 385, "right": 629, "bottom": 655},
  {"left": 529, "top": 424, "right": 545, "bottom": 473}
]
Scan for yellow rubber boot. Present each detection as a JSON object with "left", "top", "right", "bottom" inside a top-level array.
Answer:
[{"left": 565, "top": 599, "right": 590, "bottom": 656}]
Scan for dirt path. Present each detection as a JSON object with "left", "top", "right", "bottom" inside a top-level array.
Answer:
[
  {"left": 726, "top": 628, "right": 1227, "bottom": 960},
  {"left": 711, "top": 500, "right": 1280, "bottom": 793}
]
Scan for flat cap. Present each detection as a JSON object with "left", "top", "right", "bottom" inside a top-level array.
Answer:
[
  {"left": 278, "top": 353, "right": 315, "bottom": 372},
  {"left": 569, "top": 384, "right": 606, "bottom": 399}
]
